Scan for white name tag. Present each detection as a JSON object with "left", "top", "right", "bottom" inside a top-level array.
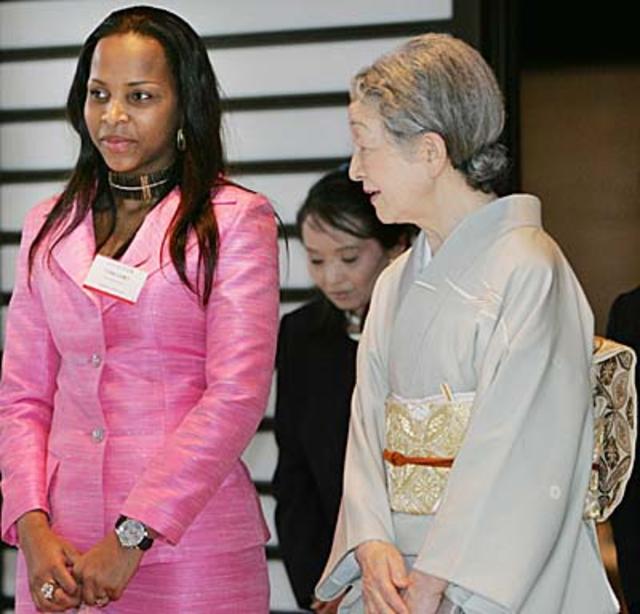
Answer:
[{"left": 83, "top": 255, "right": 148, "bottom": 304}]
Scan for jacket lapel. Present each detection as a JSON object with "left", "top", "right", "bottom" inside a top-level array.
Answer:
[
  {"left": 51, "top": 209, "right": 101, "bottom": 310},
  {"left": 98, "top": 190, "right": 182, "bottom": 313},
  {"left": 117, "top": 185, "right": 240, "bottom": 276},
  {"left": 119, "top": 189, "right": 180, "bottom": 272},
  {"left": 51, "top": 186, "right": 240, "bottom": 313}
]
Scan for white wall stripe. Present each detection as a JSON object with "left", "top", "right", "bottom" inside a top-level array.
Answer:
[
  {"left": 0, "top": 0, "right": 451, "bottom": 49},
  {"left": 1, "top": 37, "right": 416, "bottom": 109}
]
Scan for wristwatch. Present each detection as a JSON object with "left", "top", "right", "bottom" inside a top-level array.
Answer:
[{"left": 115, "top": 515, "right": 154, "bottom": 550}]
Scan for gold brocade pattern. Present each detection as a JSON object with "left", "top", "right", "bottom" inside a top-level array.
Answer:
[
  {"left": 384, "top": 392, "right": 473, "bottom": 515},
  {"left": 383, "top": 339, "right": 637, "bottom": 520},
  {"left": 585, "top": 336, "right": 637, "bottom": 522}
]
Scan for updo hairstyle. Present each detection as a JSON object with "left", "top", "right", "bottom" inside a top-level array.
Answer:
[{"left": 351, "top": 33, "right": 509, "bottom": 194}]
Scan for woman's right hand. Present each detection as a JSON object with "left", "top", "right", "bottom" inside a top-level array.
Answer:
[
  {"left": 17, "top": 511, "right": 82, "bottom": 612},
  {"left": 356, "top": 540, "right": 409, "bottom": 614}
]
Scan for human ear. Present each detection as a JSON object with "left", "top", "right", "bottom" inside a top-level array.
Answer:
[
  {"left": 386, "top": 236, "right": 409, "bottom": 261},
  {"left": 419, "top": 132, "right": 448, "bottom": 170}
]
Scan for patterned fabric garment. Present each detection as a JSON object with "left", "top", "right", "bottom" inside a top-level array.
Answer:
[
  {"left": 586, "top": 336, "right": 637, "bottom": 521},
  {"left": 384, "top": 338, "right": 638, "bottom": 522},
  {"left": 384, "top": 391, "right": 474, "bottom": 514}
]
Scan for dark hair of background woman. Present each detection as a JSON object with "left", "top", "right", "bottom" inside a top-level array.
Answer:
[
  {"left": 296, "top": 167, "right": 414, "bottom": 250},
  {"left": 29, "top": 5, "right": 224, "bottom": 305}
]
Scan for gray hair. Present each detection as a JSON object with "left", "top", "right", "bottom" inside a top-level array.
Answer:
[{"left": 352, "top": 33, "right": 508, "bottom": 193}]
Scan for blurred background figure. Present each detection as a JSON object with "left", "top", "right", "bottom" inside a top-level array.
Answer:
[
  {"left": 273, "top": 168, "right": 414, "bottom": 612},
  {"left": 607, "top": 286, "right": 640, "bottom": 614}
]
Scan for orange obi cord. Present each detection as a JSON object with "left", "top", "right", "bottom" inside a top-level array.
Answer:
[{"left": 383, "top": 449, "right": 454, "bottom": 468}]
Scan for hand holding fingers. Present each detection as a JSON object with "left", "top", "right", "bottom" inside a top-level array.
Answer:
[
  {"left": 32, "top": 576, "right": 81, "bottom": 613},
  {"left": 77, "top": 574, "right": 111, "bottom": 608},
  {"left": 356, "top": 541, "right": 409, "bottom": 614},
  {"left": 73, "top": 531, "right": 143, "bottom": 605},
  {"left": 17, "top": 513, "right": 82, "bottom": 611},
  {"left": 50, "top": 543, "right": 81, "bottom": 597},
  {"left": 403, "top": 570, "right": 447, "bottom": 614}
]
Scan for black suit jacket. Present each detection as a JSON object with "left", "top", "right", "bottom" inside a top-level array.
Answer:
[
  {"left": 272, "top": 298, "right": 357, "bottom": 609},
  {"left": 607, "top": 286, "right": 640, "bottom": 612}
]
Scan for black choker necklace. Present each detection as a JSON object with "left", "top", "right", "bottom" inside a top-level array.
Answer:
[{"left": 108, "top": 166, "right": 176, "bottom": 202}]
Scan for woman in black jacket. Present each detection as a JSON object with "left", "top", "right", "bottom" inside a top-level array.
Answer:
[{"left": 273, "top": 168, "right": 413, "bottom": 612}]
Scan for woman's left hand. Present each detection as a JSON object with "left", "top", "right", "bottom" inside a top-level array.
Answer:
[
  {"left": 72, "top": 532, "right": 144, "bottom": 607},
  {"left": 403, "top": 569, "right": 447, "bottom": 614}
]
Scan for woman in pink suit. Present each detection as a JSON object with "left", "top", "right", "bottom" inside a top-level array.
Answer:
[{"left": 0, "top": 6, "right": 278, "bottom": 612}]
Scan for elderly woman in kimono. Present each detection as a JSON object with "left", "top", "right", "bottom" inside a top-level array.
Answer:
[{"left": 315, "top": 33, "right": 618, "bottom": 613}]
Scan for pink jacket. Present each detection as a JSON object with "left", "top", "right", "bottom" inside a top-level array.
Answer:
[{"left": 0, "top": 183, "right": 279, "bottom": 566}]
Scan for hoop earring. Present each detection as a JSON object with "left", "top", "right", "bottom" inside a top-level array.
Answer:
[{"left": 176, "top": 128, "right": 187, "bottom": 152}]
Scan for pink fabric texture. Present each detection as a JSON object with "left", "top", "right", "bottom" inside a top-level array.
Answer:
[
  {"left": 14, "top": 545, "right": 269, "bottom": 613},
  {"left": 0, "top": 183, "right": 279, "bottom": 608}
]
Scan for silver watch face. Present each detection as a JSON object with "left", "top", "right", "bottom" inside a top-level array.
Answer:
[{"left": 116, "top": 518, "right": 146, "bottom": 548}]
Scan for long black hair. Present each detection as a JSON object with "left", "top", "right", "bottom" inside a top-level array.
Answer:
[{"left": 29, "top": 5, "right": 224, "bottom": 305}]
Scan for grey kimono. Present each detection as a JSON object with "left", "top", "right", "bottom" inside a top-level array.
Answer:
[{"left": 316, "top": 195, "right": 617, "bottom": 613}]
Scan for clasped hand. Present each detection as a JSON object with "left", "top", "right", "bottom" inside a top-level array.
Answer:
[
  {"left": 355, "top": 540, "right": 447, "bottom": 614},
  {"left": 18, "top": 511, "right": 142, "bottom": 611},
  {"left": 72, "top": 531, "right": 144, "bottom": 607}
]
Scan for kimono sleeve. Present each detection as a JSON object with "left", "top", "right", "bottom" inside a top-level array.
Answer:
[
  {"left": 316, "top": 270, "right": 396, "bottom": 600},
  {"left": 414, "top": 240, "right": 595, "bottom": 611}
]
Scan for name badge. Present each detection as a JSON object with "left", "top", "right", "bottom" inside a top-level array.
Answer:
[{"left": 83, "top": 255, "right": 148, "bottom": 304}]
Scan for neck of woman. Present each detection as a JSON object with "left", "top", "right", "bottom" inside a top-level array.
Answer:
[
  {"left": 418, "top": 169, "right": 496, "bottom": 255},
  {"left": 108, "top": 164, "right": 177, "bottom": 209}
]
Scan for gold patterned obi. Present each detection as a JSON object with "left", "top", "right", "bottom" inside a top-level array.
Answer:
[
  {"left": 383, "top": 338, "right": 638, "bottom": 521},
  {"left": 383, "top": 391, "right": 474, "bottom": 515},
  {"left": 585, "top": 336, "right": 637, "bottom": 521}
]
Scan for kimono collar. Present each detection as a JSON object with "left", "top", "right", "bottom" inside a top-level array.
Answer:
[{"left": 409, "top": 193, "right": 542, "bottom": 288}]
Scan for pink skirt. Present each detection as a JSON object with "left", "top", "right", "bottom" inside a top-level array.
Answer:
[{"left": 15, "top": 545, "right": 269, "bottom": 613}]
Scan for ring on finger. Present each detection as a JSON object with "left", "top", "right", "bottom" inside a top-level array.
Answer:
[{"left": 40, "top": 580, "right": 57, "bottom": 601}]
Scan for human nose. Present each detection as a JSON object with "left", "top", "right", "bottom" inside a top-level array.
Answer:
[
  {"left": 102, "top": 98, "right": 128, "bottom": 125},
  {"left": 324, "top": 261, "right": 345, "bottom": 286},
  {"left": 349, "top": 152, "right": 363, "bottom": 182}
]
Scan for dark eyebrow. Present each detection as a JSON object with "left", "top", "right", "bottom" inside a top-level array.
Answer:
[
  {"left": 126, "top": 80, "right": 161, "bottom": 86},
  {"left": 87, "top": 78, "right": 160, "bottom": 86}
]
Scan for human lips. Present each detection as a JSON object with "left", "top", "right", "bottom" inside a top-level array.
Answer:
[
  {"left": 329, "top": 290, "right": 352, "bottom": 303},
  {"left": 100, "top": 135, "right": 136, "bottom": 153},
  {"left": 363, "top": 187, "right": 381, "bottom": 202}
]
